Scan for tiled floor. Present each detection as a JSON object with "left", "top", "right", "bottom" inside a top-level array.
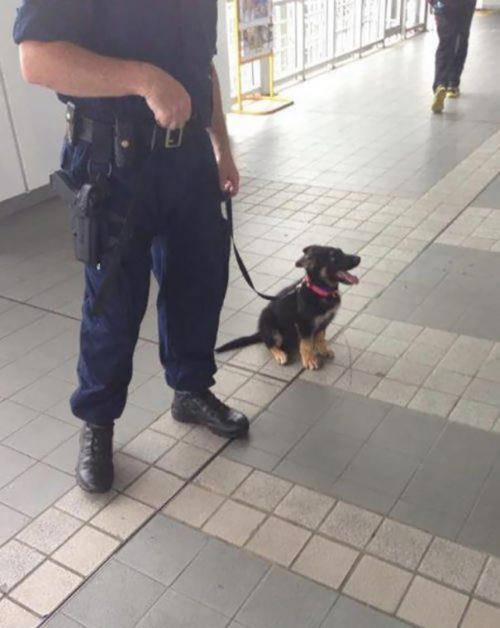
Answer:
[{"left": 2, "top": 12, "right": 500, "bottom": 628}]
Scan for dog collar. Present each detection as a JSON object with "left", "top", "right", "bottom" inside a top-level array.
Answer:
[{"left": 303, "top": 275, "right": 339, "bottom": 298}]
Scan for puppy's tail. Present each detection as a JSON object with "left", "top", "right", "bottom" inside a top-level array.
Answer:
[{"left": 215, "top": 333, "right": 261, "bottom": 354}]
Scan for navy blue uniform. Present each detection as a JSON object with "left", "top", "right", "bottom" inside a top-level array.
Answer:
[{"left": 14, "top": 0, "right": 230, "bottom": 425}]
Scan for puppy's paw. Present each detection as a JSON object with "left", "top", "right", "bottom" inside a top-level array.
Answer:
[
  {"left": 302, "top": 356, "right": 321, "bottom": 370},
  {"left": 271, "top": 347, "right": 289, "bottom": 365}
]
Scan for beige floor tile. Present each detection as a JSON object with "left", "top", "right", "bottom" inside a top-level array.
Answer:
[
  {"left": 351, "top": 314, "right": 390, "bottom": 334},
  {"left": 0, "top": 540, "right": 44, "bottom": 593},
  {"left": 476, "top": 557, "right": 500, "bottom": 604},
  {"left": 368, "top": 336, "right": 410, "bottom": 358},
  {"left": 121, "top": 429, "right": 176, "bottom": 463},
  {"left": 334, "top": 370, "right": 381, "bottom": 396},
  {"left": 275, "top": 485, "right": 335, "bottom": 530},
  {"left": 462, "top": 600, "right": 500, "bottom": 628},
  {"left": 293, "top": 536, "right": 358, "bottom": 589},
  {"left": 336, "top": 329, "right": 377, "bottom": 351},
  {"left": 408, "top": 388, "right": 457, "bottom": 418},
  {"left": 397, "top": 576, "right": 468, "bottom": 628},
  {"left": 52, "top": 526, "right": 119, "bottom": 576},
  {"left": 449, "top": 399, "right": 499, "bottom": 430},
  {"left": 300, "top": 362, "right": 345, "bottom": 387},
  {"left": 113, "top": 452, "right": 148, "bottom": 490},
  {"left": 419, "top": 538, "right": 486, "bottom": 592},
  {"left": 344, "top": 555, "right": 412, "bottom": 614},
  {"left": 55, "top": 486, "right": 117, "bottom": 521},
  {"left": 353, "top": 352, "right": 396, "bottom": 377},
  {"left": 370, "top": 379, "right": 418, "bottom": 406},
  {"left": 232, "top": 376, "right": 285, "bottom": 405},
  {"left": 424, "top": 367, "right": 471, "bottom": 396},
  {"left": 124, "top": 468, "right": 184, "bottom": 508},
  {"left": 387, "top": 359, "right": 434, "bottom": 386},
  {"left": 0, "top": 598, "right": 40, "bottom": 628},
  {"left": 246, "top": 516, "right": 311, "bottom": 566},
  {"left": 16, "top": 507, "right": 82, "bottom": 554},
  {"left": 417, "top": 329, "right": 457, "bottom": 350},
  {"left": 404, "top": 342, "right": 447, "bottom": 367},
  {"left": 383, "top": 321, "right": 423, "bottom": 342},
  {"left": 233, "top": 471, "right": 291, "bottom": 511},
  {"left": 164, "top": 484, "right": 224, "bottom": 528},
  {"left": 156, "top": 442, "right": 212, "bottom": 479},
  {"left": 368, "top": 519, "right": 431, "bottom": 570},
  {"left": 91, "top": 495, "right": 153, "bottom": 540},
  {"left": 195, "top": 457, "right": 252, "bottom": 495},
  {"left": 150, "top": 411, "right": 192, "bottom": 439},
  {"left": 182, "top": 428, "right": 229, "bottom": 453},
  {"left": 203, "top": 500, "right": 265, "bottom": 546},
  {"left": 11, "top": 560, "right": 82, "bottom": 616},
  {"left": 320, "top": 501, "right": 382, "bottom": 548}
]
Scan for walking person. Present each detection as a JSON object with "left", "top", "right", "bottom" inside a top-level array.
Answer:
[
  {"left": 13, "top": 0, "right": 250, "bottom": 494},
  {"left": 431, "top": 0, "right": 477, "bottom": 113}
]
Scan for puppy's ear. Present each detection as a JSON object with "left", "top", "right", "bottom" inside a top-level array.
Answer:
[{"left": 296, "top": 247, "right": 315, "bottom": 269}]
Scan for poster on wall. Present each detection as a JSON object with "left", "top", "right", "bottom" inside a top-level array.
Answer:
[{"left": 238, "top": 0, "right": 273, "bottom": 62}]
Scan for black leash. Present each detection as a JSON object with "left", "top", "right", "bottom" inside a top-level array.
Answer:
[{"left": 224, "top": 195, "right": 283, "bottom": 302}]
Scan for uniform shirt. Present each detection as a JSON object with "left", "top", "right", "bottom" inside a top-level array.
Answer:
[{"left": 13, "top": 0, "right": 218, "bottom": 126}]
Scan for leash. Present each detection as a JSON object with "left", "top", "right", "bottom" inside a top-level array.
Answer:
[{"left": 224, "top": 195, "right": 283, "bottom": 301}]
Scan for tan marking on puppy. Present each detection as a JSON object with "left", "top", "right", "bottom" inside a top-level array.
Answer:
[
  {"left": 270, "top": 346, "right": 288, "bottom": 365},
  {"left": 300, "top": 338, "right": 320, "bottom": 370},
  {"left": 315, "top": 330, "right": 335, "bottom": 359}
]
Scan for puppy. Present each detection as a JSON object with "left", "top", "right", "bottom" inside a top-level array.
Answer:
[{"left": 216, "top": 245, "right": 361, "bottom": 369}]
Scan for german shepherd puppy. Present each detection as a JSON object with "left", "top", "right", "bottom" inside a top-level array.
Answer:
[{"left": 216, "top": 246, "right": 361, "bottom": 370}]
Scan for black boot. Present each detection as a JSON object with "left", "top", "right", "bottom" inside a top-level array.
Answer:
[
  {"left": 172, "top": 390, "right": 249, "bottom": 438},
  {"left": 76, "top": 423, "right": 114, "bottom": 493}
]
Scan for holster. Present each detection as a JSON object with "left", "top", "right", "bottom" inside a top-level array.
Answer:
[{"left": 50, "top": 170, "right": 110, "bottom": 267}]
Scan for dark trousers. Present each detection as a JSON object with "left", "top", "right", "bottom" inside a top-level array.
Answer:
[
  {"left": 63, "top": 130, "right": 230, "bottom": 426},
  {"left": 433, "top": 0, "right": 476, "bottom": 91}
]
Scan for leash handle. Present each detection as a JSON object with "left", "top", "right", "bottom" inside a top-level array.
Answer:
[{"left": 225, "top": 195, "right": 280, "bottom": 302}]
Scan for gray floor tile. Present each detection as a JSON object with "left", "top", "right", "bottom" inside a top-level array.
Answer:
[
  {"left": 401, "top": 424, "right": 500, "bottom": 522},
  {"left": 332, "top": 478, "right": 398, "bottom": 515},
  {"left": 367, "top": 406, "right": 446, "bottom": 460},
  {"left": 0, "top": 444, "right": 34, "bottom": 489},
  {"left": 391, "top": 499, "right": 464, "bottom": 540},
  {"left": 43, "top": 433, "right": 79, "bottom": 474},
  {"left": 0, "top": 401, "right": 38, "bottom": 441},
  {"left": 4, "top": 414, "right": 77, "bottom": 459},
  {"left": 340, "top": 442, "right": 420, "bottom": 499},
  {"left": 0, "top": 502, "right": 30, "bottom": 545},
  {"left": 285, "top": 425, "right": 364, "bottom": 481},
  {"left": 321, "top": 595, "right": 411, "bottom": 627},
  {"left": 223, "top": 441, "right": 281, "bottom": 472},
  {"left": 116, "top": 515, "right": 207, "bottom": 586},
  {"left": 137, "top": 589, "right": 229, "bottom": 628},
  {"left": 316, "top": 393, "right": 391, "bottom": 440},
  {"left": 236, "top": 566, "right": 337, "bottom": 628},
  {"left": 172, "top": 539, "right": 269, "bottom": 616},
  {"left": 473, "top": 173, "right": 500, "bottom": 209},
  {"left": 274, "top": 459, "right": 338, "bottom": 496},
  {"left": 268, "top": 380, "right": 338, "bottom": 422},
  {"left": 0, "top": 462, "right": 74, "bottom": 516},
  {"left": 64, "top": 559, "right": 165, "bottom": 628},
  {"left": 246, "top": 411, "right": 311, "bottom": 458}
]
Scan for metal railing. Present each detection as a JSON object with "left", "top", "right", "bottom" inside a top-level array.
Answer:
[{"left": 227, "top": 0, "right": 428, "bottom": 95}]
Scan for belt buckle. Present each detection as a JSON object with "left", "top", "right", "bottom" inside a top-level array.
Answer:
[{"left": 165, "top": 127, "right": 184, "bottom": 149}]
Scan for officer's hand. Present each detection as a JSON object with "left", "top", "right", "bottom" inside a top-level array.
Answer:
[
  {"left": 142, "top": 67, "right": 191, "bottom": 129},
  {"left": 217, "top": 150, "right": 240, "bottom": 197}
]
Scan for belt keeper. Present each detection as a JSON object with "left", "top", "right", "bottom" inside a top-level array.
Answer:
[
  {"left": 65, "top": 102, "right": 78, "bottom": 145},
  {"left": 114, "top": 119, "right": 136, "bottom": 168}
]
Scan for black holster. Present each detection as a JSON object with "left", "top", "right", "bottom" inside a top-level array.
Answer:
[{"left": 50, "top": 170, "right": 110, "bottom": 267}]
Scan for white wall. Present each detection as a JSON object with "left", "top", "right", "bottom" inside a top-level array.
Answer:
[
  {"left": 0, "top": 1, "right": 64, "bottom": 199},
  {"left": 0, "top": 1, "right": 232, "bottom": 205}
]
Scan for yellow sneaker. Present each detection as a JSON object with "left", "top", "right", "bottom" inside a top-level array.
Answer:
[
  {"left": 446, "top": 86, "right": 460, "bottom": 98},
  {"left": 432, "top": 85, "right": 447, "bottom": 113}
]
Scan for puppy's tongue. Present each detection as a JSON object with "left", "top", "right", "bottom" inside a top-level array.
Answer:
[{"left": 336, "top": 271, "right": 359, "bottom": 285}]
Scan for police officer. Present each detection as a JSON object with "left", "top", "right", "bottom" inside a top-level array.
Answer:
[
  {"left": 14, "top": 0, "right": 249, "bottom": 493},
  {"left": 431, "top": 0, "right": 477, "bottom": 113}
]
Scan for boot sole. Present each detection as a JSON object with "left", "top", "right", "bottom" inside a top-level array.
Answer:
[{"left": 172, "top": 408, "right": 249, "bottom": 439}]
